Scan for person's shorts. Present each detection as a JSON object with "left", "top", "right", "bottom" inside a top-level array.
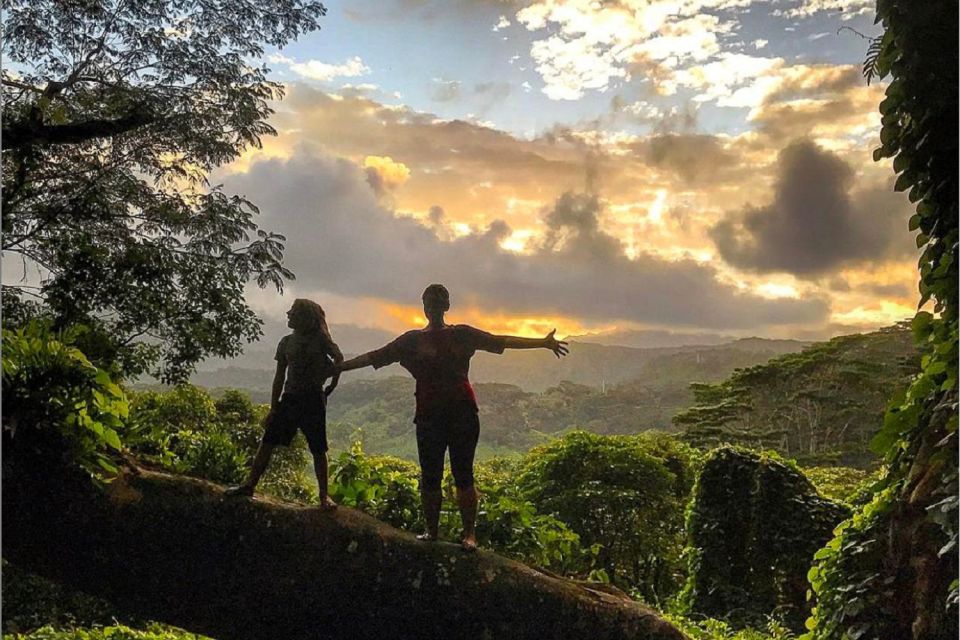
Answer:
[
  {"left": 262, "top": 393, "right": 327, "bottom": 455},
  {"left": 415, "top": 410, "right": 480, "bottom": 491}
]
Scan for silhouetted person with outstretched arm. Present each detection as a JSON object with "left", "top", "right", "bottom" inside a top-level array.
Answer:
[{"left": 338, "top": 284, "right": 568, "bottom": 551}]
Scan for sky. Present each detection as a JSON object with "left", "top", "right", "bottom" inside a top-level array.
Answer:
[{"left": 213, "top": 0, "right": 918, "bottom": 344}]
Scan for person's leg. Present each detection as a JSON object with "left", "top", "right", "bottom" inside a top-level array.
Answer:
[
  {"left": 303, "top": 398, "right": 336, "bottom": 510},
  {"left": 449, "top": 412, "right": 481, "bottom": 551},
  {"left": 416, "top": 421, "right": 446, "bottom": 541},
  {"left": 311, "top": 450, "right": 337, "bottom": 511},
  {"left": 456, "top": 485, "right": 479, "bottom": 552},
  {"left": 226, "top": 441, "right": 275, "bottom": 496}
]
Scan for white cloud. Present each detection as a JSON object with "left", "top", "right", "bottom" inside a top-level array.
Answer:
[
  {"left": 622, "top": 100, "right": 663, "bottom": 120},
  {"left": 781, "top": 0, "right": 873, "bottom": 19},
  {"left": 753, "top": 38, "right": 768, "bottom": 49},
  {"left": 673, "top": 53, "right": 784, "bottom": 107},
  {"left": 288, "top": 56, "right": 371, "bottom": 82},
  {"left": 528, "top": 34, "right": 629, "bottom": 100},
  {"left": 514, "top": 0, "right": 750, "bottom": 100},
  {"left": 268, "top": 53, "right": 295, "bottom": 65},
  {"left": 493, "top": 15, "right": 511, "bottom": 31}
]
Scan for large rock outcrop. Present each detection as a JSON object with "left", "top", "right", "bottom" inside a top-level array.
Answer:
[{"left": 3, "top": 451, "right": 686, "bottom": 640}]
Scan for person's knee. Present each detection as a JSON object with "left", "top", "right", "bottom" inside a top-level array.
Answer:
[
  {"left": 456, "top": 483, "right": 478, "bottom": 502},
  {"left": 420, "top": 473, "right": 443, "bottom": 493}
]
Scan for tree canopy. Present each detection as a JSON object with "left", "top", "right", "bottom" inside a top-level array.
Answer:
[{"left": 2, "top": 0, "right": 326, "bottom": 381}]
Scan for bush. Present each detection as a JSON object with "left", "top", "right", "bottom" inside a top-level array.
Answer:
[
  {"left": 3, "top": 623, "right": 209, "bottom": 640},
  {"left": 2, "top": 321, "right": 128, "bottom": 478},
  {"left": 516, "top": 431, "right": 694, "bottom": 602},
  {"left": 679, "top": 447, "right": 849, "bottom": 632},
  {"left": 664, "top": 614, "right": 796, "bottom": 640},
  {"left": 329, "top": 442, "right": 598, "bottom": 575},
  {"left": 329, "top": 442, "right": 423, "bottom": 529},
  {"left": 801, "top": 466, "right": 879, "bottom": 506},
  {"left": 126, "top": 386, "right": 316, "bottom": 502}
]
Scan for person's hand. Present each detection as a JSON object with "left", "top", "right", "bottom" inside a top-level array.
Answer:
[
  {"left": 324, "top": 374, "right": 340, "bottom": 397},
  {"left": 544, "top": 329, "right": 569, "bottom": 358}
]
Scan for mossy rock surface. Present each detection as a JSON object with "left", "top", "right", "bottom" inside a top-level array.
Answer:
[{"left": 4, "top": 449, "right": 686, "bottom": 640}]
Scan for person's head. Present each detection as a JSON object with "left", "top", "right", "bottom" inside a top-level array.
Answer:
[
  {"left": 287, "top": 298, "right": 328, "bottom": 334},
  {"left": 421, "top": 284, "right": 450, "bottom": 324}
]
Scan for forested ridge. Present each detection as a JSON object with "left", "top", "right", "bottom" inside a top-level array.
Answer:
[
  {"left": 676, "top": 324, "right": 918, "bottom": 468},
  {"left": 2, "top": 0, "right": 956, "bottom": 639}
]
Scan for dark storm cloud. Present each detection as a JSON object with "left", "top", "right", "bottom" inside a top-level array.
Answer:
[
  {"left": 220, "top": 148, "right": 830, "bottom": 330},
  {"left": 709, "top": 140, "right": 912, "bottom": 278}
]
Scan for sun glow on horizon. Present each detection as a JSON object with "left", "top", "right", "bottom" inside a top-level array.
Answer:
[
  {"left": 831, "top": 301, "right": 917, "bottom": 326},
  {"left": 377, "top": 301, "right": 612, "bottom": 339}
]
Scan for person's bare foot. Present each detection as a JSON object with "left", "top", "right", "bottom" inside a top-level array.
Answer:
[
  {"left": 319, "top": 495, "right": 338, "bottom": 511},
  {"left": 461, "top": 534, "right": 478, "bottom": 553},
  {"left": 224, "top": 484, "right": 254, "bottom": 497},
  {"left": 416, "top": 532, "right": 438, "bottom": 542}
]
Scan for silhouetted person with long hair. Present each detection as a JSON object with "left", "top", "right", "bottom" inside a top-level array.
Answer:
[
  {"left": 338, "top": 284, "right": 568, "bottom": 550},
  {"left": 227, "top": 298, "right": 343, "bottom": 510}
]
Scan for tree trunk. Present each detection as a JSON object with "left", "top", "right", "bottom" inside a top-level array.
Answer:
[{"left": 2, "top": 452, "right": 687, "bottom": 640}]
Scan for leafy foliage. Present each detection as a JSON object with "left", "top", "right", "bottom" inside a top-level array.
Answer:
[
  {"left": 127, "top": 385, "right": 315, "bottom": 501},
  {"left": 3, "top": 625, "right": 207, "bottom": 640},
  {"left": 329, "top": 443, "right": 423, "bottom": 529},
  {"left": 664, "top": 614, "right": 796, "bottom": 640},
  {"left": 804, "top": 2, "right": 958, "bottom": 638},
  {"left": 2, "top": 0, "right": 326, "bottom": 381},
  {"left": 516, "top": 431, "right": 698, "bottom": 603},
  {"left": 801, "top": 466, "right": 879, "bottom": 506},
  {"left": 680, "top": 447, "right": 848, "bottom": 632},
  {"left": 675, "top": 326, "right": 918, "bottom": 468},
  {"left": 1, "top": 560, "right": 205, "bottom": 640},
  {"left": 2, "top": 321, "right": 128, "bottom": 478},
  {"left": 328, "top": 442, "right": 596, "bottom": 574}
]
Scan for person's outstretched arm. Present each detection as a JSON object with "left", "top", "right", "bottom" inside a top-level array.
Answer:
[
  {"left": 339, "top": 351, "right": 379, "bottom": 372},
  {"left": 339, "top": 336, "right": 404, "bottom": 373},
  {"left": 498, "top": 329, "right": 569, "bottom": 358}
]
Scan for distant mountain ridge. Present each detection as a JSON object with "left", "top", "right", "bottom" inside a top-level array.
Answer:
[{"left": 567, "top": 328, "right": 738, "bottom": 349}]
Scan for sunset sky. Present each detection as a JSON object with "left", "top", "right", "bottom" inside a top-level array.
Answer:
[{"left": 215, "top": 0, "right": 918, "bottom": 344}]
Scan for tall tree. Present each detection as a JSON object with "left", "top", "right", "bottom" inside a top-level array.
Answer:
[{"left": 2, "top": 0, "right": 326, "bottom": 381}]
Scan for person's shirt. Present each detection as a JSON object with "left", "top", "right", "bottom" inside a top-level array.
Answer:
[
  {"left": 367, "top": 325, "right": 506, "bottom": 421},
  {"left": 275, "top": 332, "right": 338, "bottom": 396}
]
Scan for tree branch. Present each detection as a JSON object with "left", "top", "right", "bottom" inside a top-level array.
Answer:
[{"left": 2, "top": 107, "right": 155, "bottom": 150}]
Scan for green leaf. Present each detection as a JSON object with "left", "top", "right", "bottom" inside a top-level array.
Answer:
[
  {"left": 926, "top": 361, "right": 947, "bottom": 376},
  {"left": 97, "top": 457, "right": 119, "bottom": 475},
  {"left": 894, "top": 171, "right": 913, "bottom": 192},
  {"left": 103, "top": 428, "right": 123, "bottom": 450},
  {"left": 908, "top": 214, "right": 921, "bottom": 231}
]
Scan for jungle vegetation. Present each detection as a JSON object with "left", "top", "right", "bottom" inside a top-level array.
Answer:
[{"left": 2, "top": 0, "right": 956, "bottom": 638}]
